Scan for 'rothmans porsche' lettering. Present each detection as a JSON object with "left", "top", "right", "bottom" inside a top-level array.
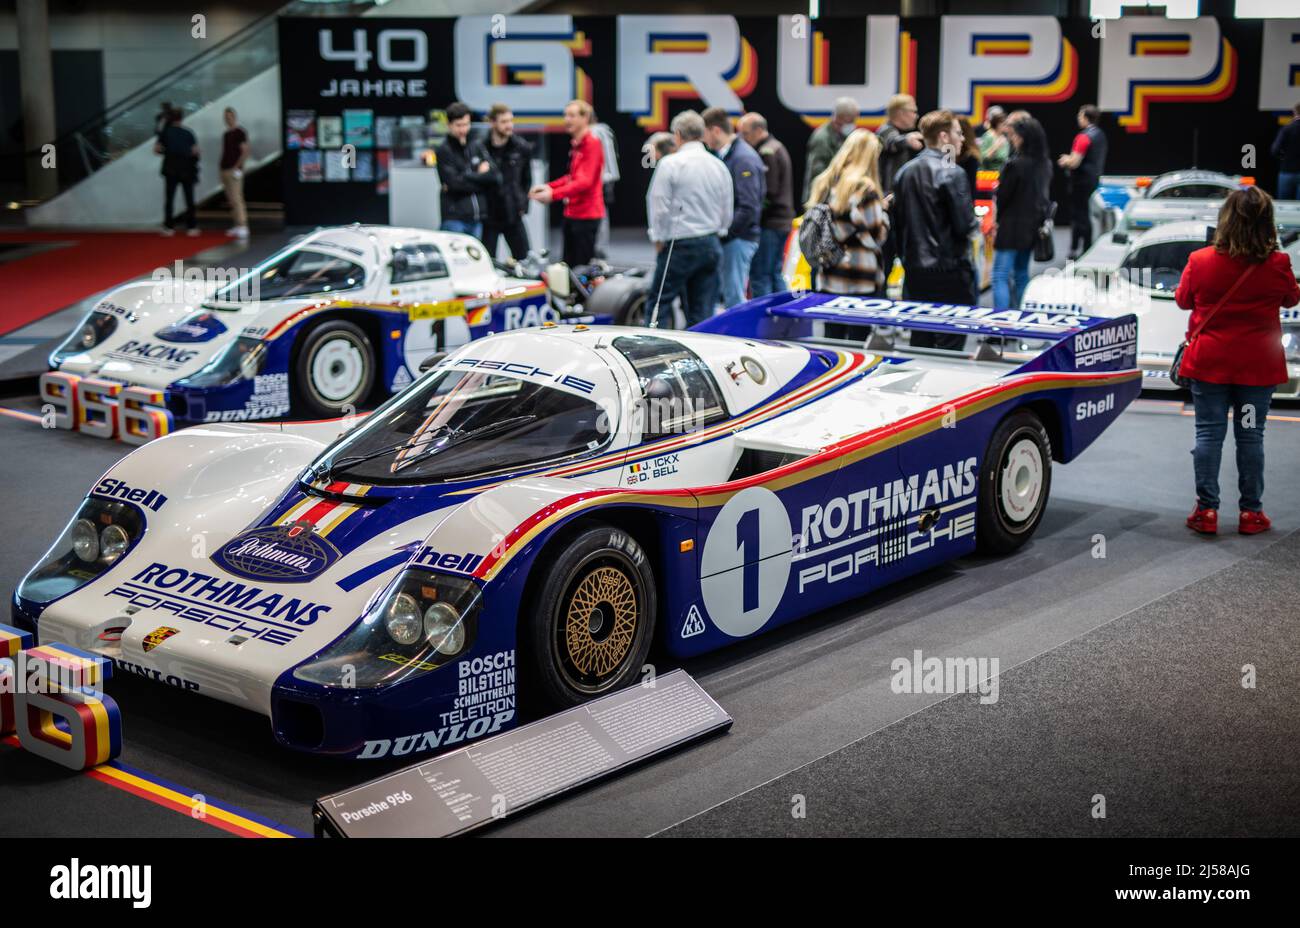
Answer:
[
  {"left": 800, "top": 457, "right": 978, "bottom": 547},
  {"left": 817, "top": 296, "right": 1087, "bottom": 330},
  {"left": 1074, "top": 322, "right": 1137, "bottom": 356},
  {"left": 93, "top": 478, "right": 167, "bottom": 512},
  {"left": 118, "top": 562, "right": 331, "bottom": 625}
]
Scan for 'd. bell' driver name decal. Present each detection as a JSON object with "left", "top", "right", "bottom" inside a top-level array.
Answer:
[
  {"left": 104, "top": 562, "right": 333, "bottom": 647},
  {"left": 796, "top": 457, "right": 978, "bottom": 593}
]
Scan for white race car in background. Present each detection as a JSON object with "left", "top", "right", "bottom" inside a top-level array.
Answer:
[
  {"left": 1024, "top": 220, "right": 1300, "bottom": 397},
  {"left": 1091, "top": 170, "right": 1256, "bottom": 238},
  {"left": 39, "top": 225, "right": 639, "bottom": 444}
]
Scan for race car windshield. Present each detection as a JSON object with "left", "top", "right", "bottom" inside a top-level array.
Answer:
[
  {"left": 212, "top": 248, "right": 365, "bottom": 302},
  {"left": 317, "top": 369, "right": 609, "bottom": 484},
  {"left": 1152, "top": 184, "right": 1233, "bottom": 199},
  {"left": 1121, "top": 241, "right": 1201, "bottom": 293}
]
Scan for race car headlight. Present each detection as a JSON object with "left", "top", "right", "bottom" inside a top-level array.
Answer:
[
  {"left": 424, "top": 601, "right": 466, "bottom": 656},
  {"left": 385, "top": 592, "right": 423, "bottom": 646},
  {"left": 100, "top": 523, "right": 131, "bottom": 564},
  {"left": 174, "top": 336, "right": 267, "bottom": 388},
  {"left": 18, "top": 496, "right": 145, "bottom": 605},
  {"left": 50, "top": 311, "right": 118, "bottom": 366},
  {"left": 292, "top": 569, "right": 481, "bottom": 689}
]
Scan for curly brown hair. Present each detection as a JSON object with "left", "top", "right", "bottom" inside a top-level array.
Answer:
[{"left": 1214, "top": 186, "right": 1278, "bottom": 263}]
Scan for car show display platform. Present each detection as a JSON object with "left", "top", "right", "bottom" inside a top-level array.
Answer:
[{"left": 2, "top": 395, "right": 1297, "bottom": 837}]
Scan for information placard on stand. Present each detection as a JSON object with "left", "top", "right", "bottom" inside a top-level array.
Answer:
[{"left": 314, "top": 670, "right": 730, "bottom": 838}]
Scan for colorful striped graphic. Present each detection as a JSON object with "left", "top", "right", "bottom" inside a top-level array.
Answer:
[
  {"left": 0, "top": 624, "right": 32, "bottom": 658},
  {"left": 973, "top": 34, "right": 1033, "bottom": 56},
  {"left": 1, "top": 734, "right": 304, "bottom": 837},
  {"left": 273, "top": 486, "right": 370, "bottom": 538},
  {"left": 490, "top": 30, "right": 593, "bottom": 130},
  {"left": 1117, "top": 38, "right": 1237, "bottom": 133},
  {"left": 801, "top": 30, "right": 918, "bottom": 130},
  {"left": 1132, "top": 34, "right": 1192, "bottom": 57},
  {"left": 636, "top": 35, "right": 759, "bottom": 131},
  {"left": 967, "top": 38, "right": 1078, "bottom": 122}
]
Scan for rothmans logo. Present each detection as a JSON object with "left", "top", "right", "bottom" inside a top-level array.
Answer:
[{"left": 211, "top": 522, "right": 341, "bottom": 583}]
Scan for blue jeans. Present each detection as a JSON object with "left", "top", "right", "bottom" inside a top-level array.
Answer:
[
  {"left": 1278, "top": 172, "right": 1300, "bottom": 202},
  {"left": 991, "top": 248, "right": 1032, "bottom": 309},
  {"left": 1189, "top": 380, "right": 1273, "bottom": 512},
  {"left": 650, "top": 235, "right": 723, "bottom": 328},
  {"left": 442, "top": 219, "right": 482, "bottom": 240},
  {"left": 749, "top": 227, "right": 787, "bottom": 297},
  {"left": 721, "top": 237, "right": 760, "bottom": 308}
]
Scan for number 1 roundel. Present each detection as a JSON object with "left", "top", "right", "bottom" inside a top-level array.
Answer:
[{"left": 700, "top": 486, "right": 792, "bottom": 638}]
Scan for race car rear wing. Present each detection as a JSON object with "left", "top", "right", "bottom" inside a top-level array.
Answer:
[{"left": 693, "top": 292, "right": 1139, "bottom": 375}]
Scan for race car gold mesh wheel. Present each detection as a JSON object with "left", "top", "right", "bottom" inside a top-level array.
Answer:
[
  {"left": 564, "top": 565, "right": 638, "bottom": 679},
  {"left": 528, "top": 524, "right": 657, "bottom": 708}
]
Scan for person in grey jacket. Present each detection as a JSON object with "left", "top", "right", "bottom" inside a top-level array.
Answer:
[{"left": 703, "top": 107, "right": 766, "bottom": 308}]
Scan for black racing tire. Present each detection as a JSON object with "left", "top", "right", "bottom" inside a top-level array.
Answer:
[
  {"left": 525, "top": 523, "right": 657, "bottom": 710},
  {"left": 292, "top": 319, "right": 374, "bottom": 418},
  {"left": 976, "top": 409, "right": 1052, "bottom": 555},
  {"left": 585, "top": 275, "right": 649, "bottom": 327},
  {"left": 615, "top": 291, "right": 647, "bottom": 327}
]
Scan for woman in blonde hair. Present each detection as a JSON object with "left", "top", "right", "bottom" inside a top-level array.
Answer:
[{"left": 806, "top": 128, "right": 890, "bottom": 295}]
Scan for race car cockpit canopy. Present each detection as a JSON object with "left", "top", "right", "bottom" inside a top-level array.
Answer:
[{"left": 307, "top": 333, "right": 622, "bottom": 486}]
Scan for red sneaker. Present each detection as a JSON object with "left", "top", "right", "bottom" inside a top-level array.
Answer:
[
  {"left": 1186, "top": 506, "right": 1218, "bottom": 535},
  {"left": 1239, "top": 511, "right": 1271, "bottom": 535}
]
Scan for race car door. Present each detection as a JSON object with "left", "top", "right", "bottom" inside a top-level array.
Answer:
[{"left": 391, "top": 244, "right": 469, "bottom": 375}]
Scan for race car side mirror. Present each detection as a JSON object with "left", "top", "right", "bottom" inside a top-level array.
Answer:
[
  {"left": 418, "top": 351, "right": 447, "bottom": 374},
  {"left": 1112, "top": 232, "right": 1128, "bottom": 245}
]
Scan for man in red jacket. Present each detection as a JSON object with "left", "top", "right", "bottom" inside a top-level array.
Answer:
[{"left": 529, "top": 99, "right": 605, "bottom": 267}]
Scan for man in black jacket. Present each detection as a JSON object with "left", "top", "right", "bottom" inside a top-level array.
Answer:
[
  {"left": 739, "top": 112, "right": 794, "bottom": 297},
  {"left": 436, "top": 101, "right": 499, "bottom": 241},
  {"left": 892, "top": 109, "right": 978, "bottom": 350},
  {"left": 703, "top": 107, "right": 765, "bottom": 308},
  {"left": 481, "top": 104, "right": 533, "bottom": 259}
]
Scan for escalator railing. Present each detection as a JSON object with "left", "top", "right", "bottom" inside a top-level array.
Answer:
[{"left": 3, "top": 0, "right": 375, "bottom": 202}]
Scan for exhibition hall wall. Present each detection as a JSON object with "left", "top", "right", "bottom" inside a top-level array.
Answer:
[{"left": 278, "top": 14, "right": 1300, "bottom": 227}]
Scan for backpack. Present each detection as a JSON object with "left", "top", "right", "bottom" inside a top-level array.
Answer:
[{"left": 798, "top": 202, "right": 844, "bottom": 270}]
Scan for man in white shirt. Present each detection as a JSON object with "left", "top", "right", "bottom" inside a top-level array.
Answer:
[{"left": 645, "top": 110, "right": 734, "bottom": 327}]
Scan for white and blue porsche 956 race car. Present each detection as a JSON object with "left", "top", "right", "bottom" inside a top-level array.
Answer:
[
  {"left": 13, "top": 293, "right": 1140, "bottom": 759},
  {"left": 38, "top": 224, "right": 642, "bottom": 444}
]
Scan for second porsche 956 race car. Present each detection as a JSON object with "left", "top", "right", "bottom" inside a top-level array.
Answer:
[
  {"left": 1023, "top": 220, "right": 1300, "bottom": 397},
  {"left": 38, "top": 224, "right": 644, "bottom": 444},
  {"left": 14, "top": 293, "right": 1139, "bottom": 759}
]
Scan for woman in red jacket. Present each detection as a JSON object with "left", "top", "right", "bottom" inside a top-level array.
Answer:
[{"left": 1174, "top": 186, "right": 1300, "bottom": 535}]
